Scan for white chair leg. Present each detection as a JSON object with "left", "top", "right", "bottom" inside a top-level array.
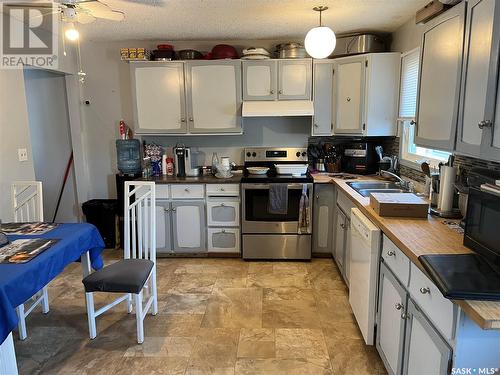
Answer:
[
  {"left": 85, "top": 292, "right": 97, "bottom": 339},
  {"left": 135, "top": 292, "right": 144, "bottom": 344},
  {"left": 41, "top": 286, "right": 49, "bottom": 314},
  {"left": 127, "top": 293, "right": 133, "bottom": 314},
  {"left": 151, "top": 269, "right": 158, "bottom": 316},
  {"left": 16, "top": 305, "right": 27, "bottom": 341}
]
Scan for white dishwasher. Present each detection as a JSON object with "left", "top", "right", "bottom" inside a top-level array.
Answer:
[{"left": 349, "top": 207, "right": 381, "bottom": 345}]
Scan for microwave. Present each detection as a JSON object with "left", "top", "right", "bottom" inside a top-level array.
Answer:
[{"left": 464, "top": 187, "right": 500, "bottom": 267}]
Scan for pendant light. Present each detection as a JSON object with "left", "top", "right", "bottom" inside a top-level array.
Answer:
[{"left": 305, "top": 6, "right": 336, "bottom": 59}]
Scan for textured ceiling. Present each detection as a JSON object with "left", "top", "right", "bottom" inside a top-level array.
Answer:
[{"left": 78, "top": 0, "right": 429, "bottom": 41}]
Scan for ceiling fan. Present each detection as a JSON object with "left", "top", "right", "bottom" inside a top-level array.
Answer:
[{"left": 18, "top": 0, "right": 125, "bottom": 25}]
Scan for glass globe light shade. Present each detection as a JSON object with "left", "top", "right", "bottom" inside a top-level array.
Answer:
[
  {"left": 65, "top": 24, "right": 79, "bottom": 41},
  {"left": 305, "top": 26, "right": 336, "bottom": 59}
]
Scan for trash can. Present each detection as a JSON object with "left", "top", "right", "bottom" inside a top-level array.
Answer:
[{"left": 82, "top": 199, "right": 118, "bottom": 249}]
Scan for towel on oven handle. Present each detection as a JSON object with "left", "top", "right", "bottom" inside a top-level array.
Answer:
[
  {"left": 268, "top": 183, "right": 288, "bottom": 215},
  {"left": 298, "top": 184, "right": 310, "bottom": 234}
]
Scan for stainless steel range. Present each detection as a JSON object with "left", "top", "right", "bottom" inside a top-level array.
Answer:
[{"left": 241, "top": 147, "right": 313, "bottom": 260}]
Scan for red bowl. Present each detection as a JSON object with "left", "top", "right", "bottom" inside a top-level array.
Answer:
[
  {"left": 211, "top": 44, "right": 239, "bottom": 59},
  {"left": 157, "top": 44, "right": 173, "bottom": 50}
]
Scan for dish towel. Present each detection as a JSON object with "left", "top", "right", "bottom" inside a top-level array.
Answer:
[
  {"left": 268, "top": 184, "right": 288, "bottom": 215},
  {"left": 298, "top": 184, "right": 310, "bottom": 234}
]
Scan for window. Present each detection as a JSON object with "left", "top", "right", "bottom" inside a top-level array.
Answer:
[{"left": 398, "top": 48, "right": 450, "bottom": 167}]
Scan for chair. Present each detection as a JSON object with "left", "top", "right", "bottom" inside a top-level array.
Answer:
[
  {"left": 11, "top": 181, "right": 49, "bottom": 341},
  {"left": 82, "top": 181, "right": 158, "bottom": 344}
]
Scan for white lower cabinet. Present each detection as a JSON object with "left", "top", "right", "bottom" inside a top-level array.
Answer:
[
  {"left": 312, "top": 184, "right": 335, "bottom": 254},
  {"left": 208, "top": 228, "right": 240, "bottom": 253},
  {"left": 156, "top": 200, "right": 173, "bottom": 253},
  {"left": 377, "top": 260, "right": 452, "bottom": 375},
  {"left": 171, "top": 200, "right": 206, "bottom": 253},
  {"left": 334, "top": 208, "right": 347, "bottom": 273},
  {"left": 207, "top": 198, "right": 240, "bottom": 227},
  {"left": 403, "top": 299, "right": 452, "bottom": 375},
  {"left": 376, "top": 263, "right": 407, "bottom": 375}
]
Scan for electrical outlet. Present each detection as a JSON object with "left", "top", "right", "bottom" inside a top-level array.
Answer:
[{"left": 18, "top": 148, "right": 28, "bottom": 162}]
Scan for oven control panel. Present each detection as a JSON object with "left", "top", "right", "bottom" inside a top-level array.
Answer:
[{"left": 244, "top": 147, "right": 308, "bottom": 162}]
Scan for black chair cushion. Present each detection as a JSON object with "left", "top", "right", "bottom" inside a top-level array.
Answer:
[{"left": 82, "top": 259, "right": 154, "bottom": 294}]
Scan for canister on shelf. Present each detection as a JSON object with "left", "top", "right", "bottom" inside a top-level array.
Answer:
[
  {"left": 120, "top": 48, "right": 129, "bottom": 60},
  {"left": 129, "top": 48, "right": 137, "bottom": 59}
]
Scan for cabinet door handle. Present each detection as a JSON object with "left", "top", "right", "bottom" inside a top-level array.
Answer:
[
  {"left": 395, "top": 302, "right": 404, "bottom": 310},
  {"left": 420, "top": 287, "right": 430, "bottom": 294},
  {"left": 278, "top": 90, "right": 283, "bottom": 94},
  {"left": 270, "top": 90, "right": 274, "bottom": 94},
  {"left": 478, "top": 120, "right": 493, "bottom": 129},
  {"left": 316, "top": 195, "right": 319, "bottom": 199},
  {"left": 340, "top": 223, "right": 346, "bottom": 229},
  {"left": 220, "top": 203, "right": 225, "bottom": 207},
  {"left": 220, "top": 188, "right": 225, "bottom": 191},
  {"left": 172, "top": 208, "right": 177, "bottom": 212},
  {"left": 189, "top": 117, "right": 194, "bottom": 122},
  {"left": 346, "top": 97, "right": 351, "bottom": 102},
  {"left": 184, "top": 188, "right": 190, "bottom": 192},
  {"left": 401, "top": 312, "right": 410, "bottom": 320},
  {"left": 164, "top": 208, "right": 170, "bottom": 212},
  {"left": 314, "top": 124, "right": 319, "bottom": 128},
  {"left": 180, "top": 118, "right": 186, "bottom": 122},
  {"left": 386, "top": 250, "right": 395, "bottom": 257},
  {"left": 221, "top": 229, "right": 226, "bottom": 233},
  {"left": 410, "top": 120, "right": 416, "bottom": 126}
]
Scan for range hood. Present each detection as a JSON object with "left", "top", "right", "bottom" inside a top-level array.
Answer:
[{"left": 242, "top": 100, "right": 314, "bottom": 117}]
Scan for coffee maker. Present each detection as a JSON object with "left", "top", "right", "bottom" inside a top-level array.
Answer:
[
  {"left": 341, "top": 142, "right": 377, "bottom": 175},
  {"left": 174, "top": 145, "right": 200, "bottom": 177}
]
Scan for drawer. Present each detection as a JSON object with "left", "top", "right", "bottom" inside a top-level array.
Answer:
[
  {"left": 207, "top": 198, "right": 240, "bottom": 227},
  {"left": 409, "top": 262, "right": 456, "bottom": 342},
  {"left": 382, "top": 235, "right": 410, "bottom": 287},
  {"left": 208, "top": 228, "right": 240, "bottom": 253},
  {"left": 156, "top": 184, "right": 170, "bottom": 199},
  {"left": 171, "top": 184, "right": 204, "bottom": 199},
  {"left": 337, "top": 190, "right": 355, "bottom": 218},
  {"left": 206, "top": 184, "right": 240, "bottom": 197}
]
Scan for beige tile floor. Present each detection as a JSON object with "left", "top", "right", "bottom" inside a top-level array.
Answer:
[{"left": 15, "top": 253, "right": 386, "bottom": 375}]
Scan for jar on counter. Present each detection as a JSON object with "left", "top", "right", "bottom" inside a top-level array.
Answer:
[{"left": 166, "top": 157, "right": 174, "bottom": 176}]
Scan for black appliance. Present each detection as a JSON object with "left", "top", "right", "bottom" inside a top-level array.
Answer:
[
  {"left": 341, "top": 142, "right": 377, "bottom": 175},
  {"left": 464, "top": 187, "right": 500, "bottom": 267}
]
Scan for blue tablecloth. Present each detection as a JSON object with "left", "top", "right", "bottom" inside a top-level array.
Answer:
[{"left": 0, "top": 223, "right": 105, "bottom": 344}]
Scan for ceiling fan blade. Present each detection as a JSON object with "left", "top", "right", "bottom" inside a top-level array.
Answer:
[
  {"left": 76, "top": 1, "right": 124, "bottom": 21},
  {"left": 76, "top": 12, "right": 96, "bottom": 24},
  {"left": 120, "top": 0, "right": 165, "bottom": 6}
]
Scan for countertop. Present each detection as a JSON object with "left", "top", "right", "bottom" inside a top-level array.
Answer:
[
  {"left": 139, "top": 174, "right": 243, "bottom": 184},
  {"left": 313, "top": 173, "right": 500, "bottom": 330}
]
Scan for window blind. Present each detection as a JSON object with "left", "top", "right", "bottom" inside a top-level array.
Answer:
[{"left": 398, "top": 48, "right": 419, "bottom": 119}]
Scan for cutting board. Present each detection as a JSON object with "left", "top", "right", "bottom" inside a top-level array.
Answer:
[{"left": 370, "top": 193, "right": 429, "bottom": 218}]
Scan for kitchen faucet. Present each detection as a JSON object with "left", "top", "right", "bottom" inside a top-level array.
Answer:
[{"left": 380, "top": 170, "right": 413, "bottom": 192}]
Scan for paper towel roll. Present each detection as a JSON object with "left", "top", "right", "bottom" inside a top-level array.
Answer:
[{"left": 438, "top": 166, "right": 456, "bottom": 212}]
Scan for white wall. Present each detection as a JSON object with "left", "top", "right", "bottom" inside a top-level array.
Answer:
[
  {"left": 0, "top": 70, "right": 36, "bottom": 222},
  {"left": 79, "top": 39, "right": 311, "bottom": 199},
  {"left": 391, "top": 16, "right": 425, "bottom": 52},
  {"left": 0, "top": 18, "right": 78, "bottom": 222}
]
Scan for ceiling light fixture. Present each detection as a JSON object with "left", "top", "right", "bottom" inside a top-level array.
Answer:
[
  {"left": 65, "top": 22, "right": 79, "bottom": 41},
  {"left": 305, "top": 6, "right": 336, "bottom": 59}
]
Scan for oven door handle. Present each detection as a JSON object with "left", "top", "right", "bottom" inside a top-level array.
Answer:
[{"left": 242, "top": 183, "right": 308, "bottom": 190}]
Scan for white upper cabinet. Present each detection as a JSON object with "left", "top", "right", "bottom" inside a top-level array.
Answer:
[
  {"left": 312, "top": 60, "right": 335, "bottom": 136},
  {"left": 242, "top": 59, "right": 312, "bottom": 101},
  {"left": 242, "top": 60, "right": 278, "bottom": 101},
  {"left": 186, "top": 60, "right": 242, "bottom": 133},
  {"left": 415, "top": 2, "right": 465, "bottom": 151},
  {"left": 332, "top": 53, "right": 399, "bottom": 136},
  {"left": 131, "top": 62, "right": 187, "bottom": 134},
  {"left": 278, "top": 60, "right": 312, "bottom": 100}
]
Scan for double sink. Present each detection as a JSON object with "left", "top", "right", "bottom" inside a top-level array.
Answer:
[{"left": 347, "top": 181, "right": 410, "bottom": 197}]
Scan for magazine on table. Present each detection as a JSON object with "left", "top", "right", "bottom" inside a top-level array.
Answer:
[
  {"left": 0, "top": 222, "right": 59, "bottom": 235},
  {"left": 0, "top": 239, "right": 59, "bottom": 264}
]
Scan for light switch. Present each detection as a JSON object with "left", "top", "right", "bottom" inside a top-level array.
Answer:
[{"left": 18, "top": 148, "right": 28, "bottom": 162}]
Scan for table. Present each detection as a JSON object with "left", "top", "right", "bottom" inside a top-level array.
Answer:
[{"left": 0, "top": 223, "right": 105, "bottom": 375}]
